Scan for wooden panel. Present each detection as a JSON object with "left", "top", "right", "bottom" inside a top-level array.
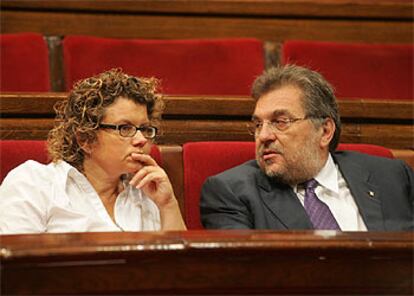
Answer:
[
  {"left": 164, "top": 96, "right": 255, "bottom": 116},
  {"left": 392, "top": 149, "right": 414, "bottom": 169},
  {"left": 338, "top": 99, "right": 414, "bottom": 120},
  {"left": 0, "top": 118, "right": 252, "bottom": 142},
  {"left": 2, "top": 93, "right": 413, "bottom": 119},
  {"left": 1, "top": 93, "right": 412, "bottom": 148},
  {"left": 1, "top": 0, "right": 412, "bottom": 20},
  {"left": 1, "top": 93, "right": 63, "bottom": 115},
  {"left": 340, "top": 123, "right": 413, "bottom": 149},
  {"left": 2, "top": 118, "right": 411, "bottom": 149},
  {"left": 45, "top": 36, "right": 65, "bottom": 92},
  {"left": 0, "top": 118, "right": 54, "bottom": 140},
  {"left": 161, "top": 120, "right": 414, "bottom": 149},
  {"left": 1, "top": 231, "right": 413, "bottom": 295},
  {"left": 160, "top": 119, "right": 252, "bottom": 144},
  {"left": 159, "top": 145, "right": 184, "bottom": 219},
  {"left": 1, "top": 10, "right": 412, "bottom": 44}
]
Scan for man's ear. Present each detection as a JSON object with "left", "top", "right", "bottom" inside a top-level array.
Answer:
[{"left": 319, "top": 118, "right": 335, "bottom": 149}]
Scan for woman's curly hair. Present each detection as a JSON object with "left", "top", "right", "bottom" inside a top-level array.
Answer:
[{"left": 47, "top": 68, "right": 164, "bottom": 171}]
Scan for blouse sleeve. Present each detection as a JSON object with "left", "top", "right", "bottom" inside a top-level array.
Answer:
[{"left": 0, "top": 161, "right": 50, "bottom": 234}]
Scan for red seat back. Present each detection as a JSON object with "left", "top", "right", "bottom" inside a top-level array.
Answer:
[
  {"left": 0, "top": 140, "right": 162, "bottom": 183},
  {"left": 63, "top": 36, "right": 264, "bottom": 95},
  {"left": 282, "top": 40, "right": 414, "bottom": 100},
  {"left": 183, "top": 141, "right": 256, "bottom": 229},
  {"left": 0, "top": 33, "right": 50, "bottom": 92},
  {"left": 183, "top": 141, "right": 394, "bottom": 229},
  {"left": 336, "top": 143, "right": 394, "bottom": 159},
  {"left": 0, "top": 140, "right": 49, "bottom": 183}
]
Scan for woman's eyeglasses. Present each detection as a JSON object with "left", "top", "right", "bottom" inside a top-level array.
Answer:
[{"left": 99, "top": 123, "right": 157, "bottom": 139}]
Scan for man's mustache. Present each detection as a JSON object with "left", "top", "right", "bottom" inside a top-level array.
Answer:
[{"left": 257, "top": 143, "right": 283, "bottom": 157}]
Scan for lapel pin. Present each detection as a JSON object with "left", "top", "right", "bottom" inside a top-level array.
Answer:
[{"left": 368, "top": 191, "right": 375, "bottom": 197}]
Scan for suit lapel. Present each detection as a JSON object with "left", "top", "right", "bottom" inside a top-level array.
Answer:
[
  {"left": 334, "top": 153, "right": 385, "bottom": 231},
  {"left": 256, "top": 171, "right": 313, "bottom": 230}
]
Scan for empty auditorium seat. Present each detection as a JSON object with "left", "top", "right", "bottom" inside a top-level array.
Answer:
[
  {"left": 282, "top": 40, "right": 413, "bottom": 100},
  {"left": 63, "top": 36, "right": 264, "bottom": 95},
  {"left": 0, "top": 33, "right": 50, "bottom": 92},
  {"left": 0, "top": 140, "right": 49, "bottom": 183},
  {"left": 183, "top": 141, "right": 395, "bottom": 229},
  {"left": 0, "top": 140, "right": 162, "bottom": 183},
  {"left": 183, "top": 141, "right": 255, "bottom": 229}
]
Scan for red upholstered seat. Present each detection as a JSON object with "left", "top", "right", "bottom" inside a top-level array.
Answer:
[
  {"left": 183, "top": 141, "right": 395, "bottom": 229},
  {"left": 282, "top": 40, "right": 414, "bottom": 100},
  {"left": 0, "top": 33, "right": 50, "bottom": 92},
  {"left": 336, "top": 143, "right": 394, "bottom": 159},
  {"left": 63, "top": 36, "right": 264, "bottom": 95},
  {"left": 183, "top": 142, "right": 255, "bottom": 229},
  {"left": 0, "top": 140, "right": 162, "bottom": 184},
  {"left": 0, "top": 140, "right": 49, "bottom": 183}
]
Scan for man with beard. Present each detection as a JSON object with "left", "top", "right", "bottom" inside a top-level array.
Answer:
[{"left": 200, "top": 65, "right": 413, "bottom": 231}]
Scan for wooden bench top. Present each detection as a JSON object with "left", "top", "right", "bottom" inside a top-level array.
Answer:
[{"left": 1, "top": 230, "right": 413, "bottom": 295}]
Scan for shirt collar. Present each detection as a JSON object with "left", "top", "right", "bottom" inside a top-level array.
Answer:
[
  {"left": 51, "top": 159, "right": 80, "bottom": 177},
  {"left": 293, "top": 154, "right": 338, "bottom": 194},
  {"left": 53, "top": 160, "right": 92, "bottom": 192},
  {"left": 56, "top": 162, "right": 145, "bottom": 205},
  {"left": 314, "top": 153, "right": 338, "bottom": 194}
]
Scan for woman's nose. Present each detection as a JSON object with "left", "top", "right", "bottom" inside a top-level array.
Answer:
[{"left": 131, "top": 131, "right": 148, "bottom": 146}]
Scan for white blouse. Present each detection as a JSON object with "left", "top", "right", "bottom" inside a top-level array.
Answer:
[{"left": 0, "top": 160, "right": 160, "bottom": 234}]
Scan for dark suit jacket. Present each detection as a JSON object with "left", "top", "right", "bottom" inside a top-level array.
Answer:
[{"left": 200, "top": 151, "right": 414, "bottom": 231}]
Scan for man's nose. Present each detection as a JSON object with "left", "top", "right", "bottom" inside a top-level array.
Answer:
[{"left": 257, "top": 122, "right": 277, "bottom": 142}]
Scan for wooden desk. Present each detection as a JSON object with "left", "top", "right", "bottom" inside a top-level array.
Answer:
[{"left": 1, "top": 231, "right": 413, "bottom": 295}]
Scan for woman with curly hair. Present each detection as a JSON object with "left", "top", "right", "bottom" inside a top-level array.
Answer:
[{"left": 0, "top": 69, "right": 186, "bottom": 233}]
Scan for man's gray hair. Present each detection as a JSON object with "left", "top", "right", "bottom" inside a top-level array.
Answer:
[{"left": 251, "top": 64, "right": 341, "bottom": 152}]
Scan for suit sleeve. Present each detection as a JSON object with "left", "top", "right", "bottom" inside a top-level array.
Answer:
[
  {"left": 200, "top": 176, "right": 253, "bottom": 229},
  {"left": 401, "top": 160, "right": 414, "bottom": 212}
]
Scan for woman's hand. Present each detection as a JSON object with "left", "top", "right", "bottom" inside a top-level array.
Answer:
[
  {"left": 129, "top": 152, "right": 174, "bottom": 209},
  {"left": 129, "top": 152, "right": 187, "bottom": 230}
]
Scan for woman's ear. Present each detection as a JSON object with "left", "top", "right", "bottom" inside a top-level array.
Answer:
[
  {"left": 319, "top": 118, "right": 335, "bottom": 149},
  {"left": 76, "top": 133, "right": 92, "bottom": 156}
]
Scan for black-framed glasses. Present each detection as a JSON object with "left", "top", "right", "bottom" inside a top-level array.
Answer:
[
  {"left": 247, "top": 116, "right": 319, "bottom": 136},
  {"left": 99, "top": 123, "right": 158, "bottom": 139}
]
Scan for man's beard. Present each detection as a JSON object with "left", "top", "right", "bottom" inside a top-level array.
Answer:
[{"left": 256, "top": 137, "right": 323, "bottom": 186}]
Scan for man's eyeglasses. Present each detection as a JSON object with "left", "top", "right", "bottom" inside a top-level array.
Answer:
[
  {"left": 247, "top": 116, "right": 319, "bottom": 136},
  {"left": 99, "top": 123, "right": 158, "bottom": 139}
]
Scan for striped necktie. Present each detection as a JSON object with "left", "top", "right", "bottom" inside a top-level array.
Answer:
[{"left": 302, "top": 179, "right": 341, "bottom": 230}]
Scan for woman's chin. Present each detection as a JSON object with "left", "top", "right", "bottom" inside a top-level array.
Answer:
[{"left": 125, "top": 163, "right": 143, "bottom": 174}]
